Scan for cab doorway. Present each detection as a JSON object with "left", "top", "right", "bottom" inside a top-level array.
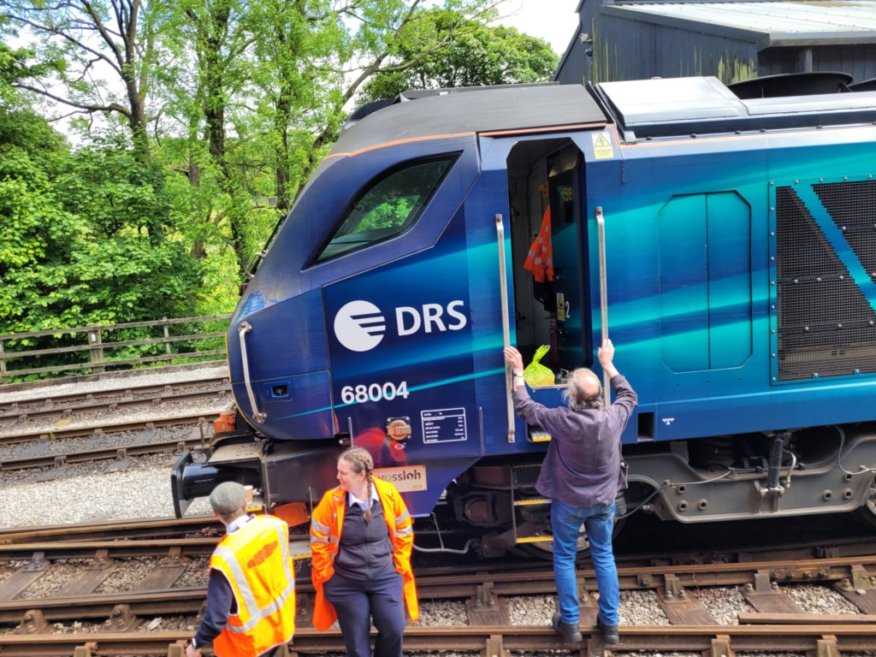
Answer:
[{"left": 506, "top": 139, "right": 591, "bottom": 376}]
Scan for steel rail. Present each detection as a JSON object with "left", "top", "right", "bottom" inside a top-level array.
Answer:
[
  {"left": 0, "top": 410, "right": 222, "bottom": 445},
  {"left": 0, "top": 385, "right": 229, "bottom": 425},
  {"left": 0, "top": 551, "right": 873, "bottom": 623},
  {"left": 0, "top": 387, "right": 229, "bottom": 439},
  {"left": 1, "top": 624, "right": 876, "bottom": 657},
  {"left": 0, "top": 361, "right": 227, "bottom": 395},
  {"left": 0, "top": 376, "right": 230, "bottom": 417},
  {"left": 0, "top": 516, "right": 221, "bottom": 544},
  {"left": 0, "top": 431, "right": 208, "bottom": 472}
]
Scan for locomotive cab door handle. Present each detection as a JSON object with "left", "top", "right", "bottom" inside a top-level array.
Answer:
[
  {"left": 238, "top": 321, "right": 267, "bottom": 423},
  {"left": 596, "top": 206, "right": 610, "bottom": 408},
  {"left": 496, "top": 213, "right": 515, "bottom": 444}
]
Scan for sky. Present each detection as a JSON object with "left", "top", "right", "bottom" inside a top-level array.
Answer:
[{"left": 495, "top": 0, "right": 581, "bottom": 55}]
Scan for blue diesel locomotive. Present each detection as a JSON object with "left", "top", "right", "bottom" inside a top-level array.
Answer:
[{"left": 173, "top": 75, "right": 876, "bottom": 555}]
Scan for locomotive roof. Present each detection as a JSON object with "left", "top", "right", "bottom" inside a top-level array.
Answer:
[
  {"left": 330, "top": 84, "right": 609, "bottom": 155},
  {"left": 330, "top": 77, "right": 876, "bottom": 154},
  {"left": 596, "top": 76, "right": 876, "bottom": 139}
]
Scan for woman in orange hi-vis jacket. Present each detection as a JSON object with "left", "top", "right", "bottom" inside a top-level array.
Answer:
[{"left": 309, "top": 447, "right": 418, "bottom": 657}]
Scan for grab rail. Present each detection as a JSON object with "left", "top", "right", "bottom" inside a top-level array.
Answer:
[
  {"left": 238, "top": 321, "right": 266, "bottom": 423},
  {"left": 596, "top": 206, "right": 610, "bottom": 408},
  {"left": 496, "top": 214, "right": 515, "bottom": 444}
]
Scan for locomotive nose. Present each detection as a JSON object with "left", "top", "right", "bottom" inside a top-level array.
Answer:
[{"left": 226, "top": 289, "right": 334, "bottom": 440}]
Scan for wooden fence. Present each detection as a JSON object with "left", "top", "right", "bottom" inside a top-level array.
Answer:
[{"left": 0, "top": 315, "right": 232, "bottom": 384}]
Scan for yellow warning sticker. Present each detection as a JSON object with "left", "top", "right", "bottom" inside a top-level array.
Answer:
[{"left": 592, "top": 131, "right": 614, "bottom": 159}]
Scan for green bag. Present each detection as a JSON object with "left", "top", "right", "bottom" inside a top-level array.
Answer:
[{"left": 523, "top": 345, "right": 555, "bottom": 387}]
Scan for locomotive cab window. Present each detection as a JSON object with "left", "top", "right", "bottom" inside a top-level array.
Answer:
[{"left": 314, "top": 155, "right": 457, "bottom": 263}]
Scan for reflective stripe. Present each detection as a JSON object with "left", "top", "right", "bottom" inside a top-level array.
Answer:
[
  {"left": 395, "top": 509, "right": 410, "bottom": 524},
  {"left": 310, "top": 535, "right": 328, "bottom": 544},
  {"left": 217, "top": 518, "right": 295, "bottom": 634},
  {"left": 395, "top": 526, "right": 413, "bottom": 537},
  {"left": 311, "top": 518, "right": 330, "bottom": 534},
  {"left": 214, "top": 544, "right": 259, "bottom": 618},
  {"left": 235, "top": 578, "right": 295, "bottom": 633}
]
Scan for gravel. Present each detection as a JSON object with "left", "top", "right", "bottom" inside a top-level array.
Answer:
[
  {"left": 0, "top": 365, "right": 229, "bottom": 405},
  {"left": 0, "top": 455, "right": 211, "bottom": 527},
  {"left": 695, "top": 586, "right": 753, "bottom": 624},
  {"left": 784, "top": 583, "right": 860, "bottom": 614}
]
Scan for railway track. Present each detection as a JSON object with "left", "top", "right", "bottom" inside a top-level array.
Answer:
[
  {"left": 0, "top": 376, "right": 230, "bottom": 418},
  {"left": 0, "top": 522, "right": 874, "bottom": 655},
  {"left": 1, "top": 623, "right": 875, "bottom": 657},
  {"left": 0, "top": 517, "right": 221, "bottom": 545},
  {"left": 0, "top": 377, "right": 230, "bottom": 447},
  {"left": 0, "top": 425, "right": 210, "bottom": 472}
]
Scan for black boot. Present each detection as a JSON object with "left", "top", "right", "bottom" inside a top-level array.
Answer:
[
  {"left": 552, "top": 611, "right": 583, "bottom": 643},
  {"left": 597, "top": 616, "right": 620, "bottom": 645}
]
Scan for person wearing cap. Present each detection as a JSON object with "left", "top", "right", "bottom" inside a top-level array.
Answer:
[
  {"left": 504, "top": 340, "right": 637, "bottom": 646},
  {"left": 186, "top": 481, "right": 296, "bottom": 657},
  {"left": 309, "top": 446, "right": 418, "bottom": 657}
]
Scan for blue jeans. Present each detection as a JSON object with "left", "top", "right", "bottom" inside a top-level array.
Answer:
[{"left": 551, "top": 499, "right": 619, "bottom": 627}]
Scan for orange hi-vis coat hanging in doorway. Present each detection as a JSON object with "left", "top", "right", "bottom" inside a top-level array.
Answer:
[{"left": 523, "top": 206, "right": 554, "bottom": 282}]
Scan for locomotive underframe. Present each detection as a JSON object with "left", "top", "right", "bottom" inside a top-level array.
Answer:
[{"left": 172, "top": 419, "right": 876, "bottom": 558}]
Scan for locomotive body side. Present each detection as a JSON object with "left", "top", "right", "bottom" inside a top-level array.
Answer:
[
  {"left": 172, "top": 77, "right": 876, "bottom": 548},
  {"left": 574, "top": 79, "right": 876, "bottom": 522}
]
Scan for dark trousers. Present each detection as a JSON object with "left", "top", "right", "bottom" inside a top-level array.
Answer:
[{"left": 324, "top": 569, "right": 405, "bottom": 657}]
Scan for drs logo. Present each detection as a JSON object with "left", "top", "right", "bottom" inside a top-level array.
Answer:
[{"left": 333, "top": 299, "right": 467, "bottom": 352}]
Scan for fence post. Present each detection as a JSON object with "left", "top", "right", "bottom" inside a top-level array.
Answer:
[
  {"left": 163, "top": 318, "right": 172, "bottom": 358},
  {"left": 88, "top": 327, "right": 105, "bottom": 374},
  {"left": 0, "top": 339, "right": 5, "bottom": 384}
]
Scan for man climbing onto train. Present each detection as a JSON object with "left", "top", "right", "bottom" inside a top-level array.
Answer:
[{"left": 504, "top": 340, "right": 637, "bottom": 645}]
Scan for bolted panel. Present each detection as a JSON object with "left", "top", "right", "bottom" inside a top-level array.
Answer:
[{"left": 775, "top": 183, "right": 876, "bottom": 381}]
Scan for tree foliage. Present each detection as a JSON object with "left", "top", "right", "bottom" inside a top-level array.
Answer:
[
  {"left": 360, "top": 8, "right": 558, "bottom": 103},
  {"left": 0, "top": 1, "right": 559, "bottom": 335}
]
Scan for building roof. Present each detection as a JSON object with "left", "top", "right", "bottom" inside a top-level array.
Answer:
[{"left": 602, "top": 0, "right": 876, "bottom": 47}]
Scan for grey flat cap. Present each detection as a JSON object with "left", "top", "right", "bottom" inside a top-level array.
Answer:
[{"left": 209, "top": 481, "right": 247, "bottom": 515}]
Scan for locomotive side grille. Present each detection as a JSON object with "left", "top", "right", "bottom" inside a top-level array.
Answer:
[
  {"left": 775, "top": 184, "right": 876, "bottom": 381},
  {"left": 815, "top": 180, "right": 876, "bottom": 283}
]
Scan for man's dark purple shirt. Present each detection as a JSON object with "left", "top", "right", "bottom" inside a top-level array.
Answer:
[{"left": 513, "top": 374, "right": 637, "bottom": 508}]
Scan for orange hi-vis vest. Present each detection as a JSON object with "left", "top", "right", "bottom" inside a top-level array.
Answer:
[
  {"left": 309, "top": 476, "right": 418, "bottom": 631},
  {"left": 209, "top": 515, "right": 296, "bottom": 657},
  {"left": 523, "top": 205, "right": 554, "bottom": 282}
]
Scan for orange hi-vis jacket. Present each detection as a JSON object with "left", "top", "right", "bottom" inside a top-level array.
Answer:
[
  {"left": 209, "top": 515, "right": 296, "bottom": 657},
  {"left": 523, "top": 205, "right": 554, "bottom": 283},
  {"left": 309, "top": 476, "right": 418, "bottom": 630}
]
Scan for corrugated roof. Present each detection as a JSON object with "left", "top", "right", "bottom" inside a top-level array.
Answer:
[{"left": 605, "top": 0, "right": 876, "bottom": 45}]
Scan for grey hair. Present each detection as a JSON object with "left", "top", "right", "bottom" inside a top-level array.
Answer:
[
  {"left": 563, "top": 367, "right": 604, "bottom": 412},
  {"left": 209, "top": 481, "right": 247, "bottom": 517}
]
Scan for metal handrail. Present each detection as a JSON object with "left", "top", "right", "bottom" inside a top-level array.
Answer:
[
  {"left": 496, "top": 214, "right": 515, "bottom": 444},
  {"left": 238, "top": 321, "right": 266, "bottom": 423},
  {"left": 596, "top": 206, "right": 610, "bottom": 408}
]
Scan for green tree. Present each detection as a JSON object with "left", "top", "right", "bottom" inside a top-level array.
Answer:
[
  {"left": 359, "top": 8, "right": 558, "bottom": 103},
  {"left": 0, "top": 45, "right": 205, "bottom": 334},
  {"left": 1, "top": 0, "right": 165, "bottom": 157},
  {"left": 52, "top": 138, "right": 205, "bottom": 323}
]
